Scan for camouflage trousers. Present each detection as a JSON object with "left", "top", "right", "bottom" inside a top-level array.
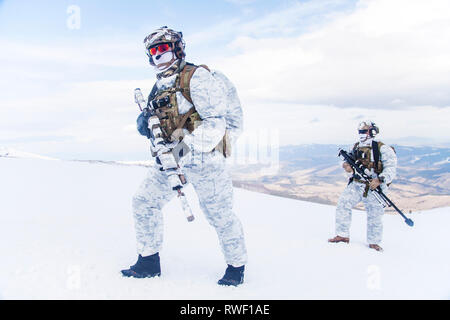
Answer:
[
  {"left": 335, "top": 181, "right": 385, "bottom": 244},
  {"left": 132, "top": 153, "right": 248, "bottom": 267}
]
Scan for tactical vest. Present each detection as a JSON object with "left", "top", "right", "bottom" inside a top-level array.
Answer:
[
  {"left": 352, "top": 141, "right": 382, "bottom": 174},
  {"left": 351, "top": 140, "right": 397, "bottom": 196},
  {"left": 148, "top": 62, "right": 230, "bottom": 157},
  {"left": 352, "top": 140, "right": 397, "bottom": 175}
]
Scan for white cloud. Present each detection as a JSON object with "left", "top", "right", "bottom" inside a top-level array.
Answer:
[
  {"left": 211, "top": 0, "right": 450, "bottom": 108},
  {"left": 188, "top": 0, "right": 350, "bottom": 46},
  {"left": 225, "top": 0, "right": 258, "bottom": 5},
  {"left": 0, "top": 38, "right": 145, "bottom": 69},
  {"left": 240, "top": 100, "right": 450, "bottom": 147}
]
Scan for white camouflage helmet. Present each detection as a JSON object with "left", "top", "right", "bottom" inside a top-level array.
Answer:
[
  {"left": 143, "top": 26, "right": 186, "bottom": 66},
  {"left": 358, "top": 120, "right": 379, "bottom": 137}
]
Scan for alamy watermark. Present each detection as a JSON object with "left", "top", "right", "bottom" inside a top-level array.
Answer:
[
  {"left": 66, "top": 5, "right": 81, "bottom": 30},
  {"left": 229, "top": 129, "right": 280, "bottom": 175},
  {"left": 66, "top": 265, "right": 81, "bottom": 290},
  {"left": 366, "top": 264, "right": 381, "bottom": 291}
]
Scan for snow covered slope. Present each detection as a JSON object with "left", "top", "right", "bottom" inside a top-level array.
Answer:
[{"left": 0, "top": 157, "right": 449, "bottom": 299}]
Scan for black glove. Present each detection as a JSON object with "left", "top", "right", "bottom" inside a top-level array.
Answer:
[{"left": 137, "top": 110, "right": 151, "bottom": 138}]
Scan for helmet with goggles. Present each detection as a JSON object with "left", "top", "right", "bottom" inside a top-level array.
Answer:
[
  {"left": 358, "top": 120, "right": 379, "bottom": 137},
  {"left": 143, "top": 26, "right": 186, "bottom": 66}
]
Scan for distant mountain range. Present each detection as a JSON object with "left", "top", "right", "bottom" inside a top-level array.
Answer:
[{"left": 232, "top": 144, "right": 450, "bottom": 212}]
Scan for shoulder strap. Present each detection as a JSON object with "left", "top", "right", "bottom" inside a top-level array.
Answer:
[
  {"left": 373, "top": 140, "right": 382, "bottom": 167},
  {"left": 198, "top": 64, "right": 210, "bottom": 72},
  {"left": 173, "top": 63, "right": 211, "bottom": 131},
  {"left": 178, "top": 63, "right": 210, "bottom": 105}
]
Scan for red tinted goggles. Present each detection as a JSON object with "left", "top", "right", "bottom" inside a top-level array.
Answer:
[{"left": 148, "top": 43, "right": 171, "bottom": 56}]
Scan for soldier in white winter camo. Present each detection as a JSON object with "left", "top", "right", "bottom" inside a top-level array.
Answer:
[
  {"left": 121, "top": 27, "right": 247, "bottom": 286},
  {"left": 328, "top": 120, "right": 397, "bottom": 252}
]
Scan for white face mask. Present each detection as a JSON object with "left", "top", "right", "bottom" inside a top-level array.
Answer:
[
  {"left": 359, "top": 133, "right": 370, "bottom": 142},
  {"left": 153, "top": 51, "right": 175, "bottom": 71}
]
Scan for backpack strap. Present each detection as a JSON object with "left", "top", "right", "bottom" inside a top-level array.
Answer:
[
  {"left": 198, "top": 64, "right": 210, "bottom": 72},
  {"left": 178, "top": 63, "right": 210, "bottom": 105},
  {"left": 373, "top": 140, "right": 381, "bottom": 163},
  {"left": 175, "top": 63, "right": 230, "bottom": 157},
  {"left": 351, "top": 142, "right": 359, "bottom": 156},
  {"left": 373, "top": 141, "right": 383, "bottom": 174},
  {"left": 174, "top": 63, "right": 211, "bottom": 132}
]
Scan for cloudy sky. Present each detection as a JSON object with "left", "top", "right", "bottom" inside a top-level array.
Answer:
[{"left": 1, "top": 0, "right": 449, "bottom": 160}]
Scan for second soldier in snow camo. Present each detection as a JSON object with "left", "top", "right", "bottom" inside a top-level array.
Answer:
[
  {"left": 121, "top": 27, "right": 248, "bottom": 286},
  {"left": 329, "top": 120, "right": 397, "bottom": 252}
]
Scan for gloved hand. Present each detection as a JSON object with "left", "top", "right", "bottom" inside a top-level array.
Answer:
[
  {"left": 137, "top": 110, "right": 151, "bottom": 138},
  {"left": 369, "top": 177, "right": 381, "bottom": 190},
  {"left": 154, "top": 140, "right": 179, "bottom": 157},
  {"left": 343, "top": 162, "right": 353, "bottom": 173}
]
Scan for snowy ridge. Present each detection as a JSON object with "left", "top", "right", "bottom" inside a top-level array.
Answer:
[
  {"left": 0, "top": 147, "right": 154, "bottom": 167},
  {"left": 72, "top": 159, "right": 153, "bottom": 167},
  {"left": 116, "top": 160, "right": 154, "bottom": 167},
  {"left": 0, "top": 147, "right": 58, "bottom": 161},
  {"left": 0, "top": 156, "right": 449, "bottom": 299}
]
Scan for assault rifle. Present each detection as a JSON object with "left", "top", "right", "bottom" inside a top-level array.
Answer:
[
  {"left": 134, "top": 88, "right": 194, "bottom": 222},
  {"left": 338, "top": 148, "right": 414, "bottom": 227}
]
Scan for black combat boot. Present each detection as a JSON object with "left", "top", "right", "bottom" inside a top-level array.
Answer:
[
  {"left": 218, "top": 264, "right": 245, "bottom": 286},
  {"left": 121, "top": 253, "right": 161, "bottom": 278}
]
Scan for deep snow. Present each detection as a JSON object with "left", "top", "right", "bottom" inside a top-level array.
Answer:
[{"left": 0, "top": 157, "right": 449, "bottom": 299}]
